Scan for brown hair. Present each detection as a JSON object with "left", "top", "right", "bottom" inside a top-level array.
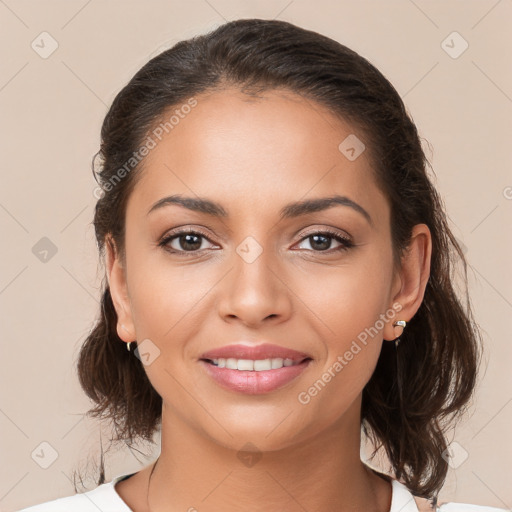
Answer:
[{"left": 76, "top": 18, "right": 482, "bottom": 502}]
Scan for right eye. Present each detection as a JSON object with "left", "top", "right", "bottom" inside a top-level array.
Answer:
[{"left": 158, "top": 229, "right": 217, "bottom": 255}]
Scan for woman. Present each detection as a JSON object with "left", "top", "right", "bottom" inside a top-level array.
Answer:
[{"left": 18, "top": 18, "right": 507, "bottom": 512}]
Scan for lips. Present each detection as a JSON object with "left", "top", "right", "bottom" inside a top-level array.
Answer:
[
  {"left": 199, "top": 343, "right": 312, "bottom": 363},
  {"left": 200, "top": 358, "right": 312, "bottom": 394}
]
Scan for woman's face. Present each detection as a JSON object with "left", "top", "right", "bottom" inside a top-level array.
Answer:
[{"left": 108, "top": 88, "right": 428, "bottom": 451}]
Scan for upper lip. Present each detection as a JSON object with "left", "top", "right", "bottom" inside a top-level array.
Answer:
[{"left": 200, "top": 343, "right": 312, "bottom": 362}]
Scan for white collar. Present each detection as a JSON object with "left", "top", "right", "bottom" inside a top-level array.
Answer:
[
  {"left": 112, "top": 473, "right": 422, "bottom": 511},
  {"left": 390, "top": 478, "right": 422, "bottom": 511}
]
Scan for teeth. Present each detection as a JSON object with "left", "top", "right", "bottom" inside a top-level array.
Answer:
[{"left": 210, "top": 357, "right": 300, "bottom": 371}]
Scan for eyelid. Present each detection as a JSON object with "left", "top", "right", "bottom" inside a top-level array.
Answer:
[
  {"left": 158, "top": 226, "right": 216, "bottom": 246},
  {"left": 296, "top": 225, "right": 352, "bottom": 242},
  {"left": 159, "top": 225, "right": 354, "bottom": 258}
]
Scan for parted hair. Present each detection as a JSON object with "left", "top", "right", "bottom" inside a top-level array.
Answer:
[{"left": 77, "top": 18, "right": 482, "bottom": 501}]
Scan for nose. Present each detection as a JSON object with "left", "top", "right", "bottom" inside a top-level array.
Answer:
[{"left": 217, "top": 246, "right": 293, "bottom": 328}]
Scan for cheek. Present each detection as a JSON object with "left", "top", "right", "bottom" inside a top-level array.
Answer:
[
  {"left": 293, "top": 257, "right": 391, "bottom": 339},
  {"left": 125, "top": 242, "right": 209, "bottom": 330},
  {"left": 123, "top": 256, "right": 212, "bottom": 397},
  {"left": 291, "top": 255, "right": 391, "bottom": 392},
  {"left": 297, "top": 295, "right": 386, "bottom": 424}
]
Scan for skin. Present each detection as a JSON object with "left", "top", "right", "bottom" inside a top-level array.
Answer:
[{"left": 106, "top": 88, "right": 432, "bottom": 512}]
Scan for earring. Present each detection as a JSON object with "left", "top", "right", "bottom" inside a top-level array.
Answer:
[
  {"left": 392, "top": 320, "right": 407, "bottom": 347},
  {"left": 126, "top": 341, "right": 136, "bottom": 352}
]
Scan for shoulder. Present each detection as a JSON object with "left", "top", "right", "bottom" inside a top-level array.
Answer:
[
  {"left": 14, "top": 474, "right": 133, "bottom": 512},
  {"left": 391, "top": 479, "right": 508, "bottom": 512},
  {"left": 412, "top": 493, "right": 509, "bottom": 512},
  {"left": 16, "top": 492, "right": 103, "bottom": 512},
  {"left": 437, "top": 502, "right": 510, "bottom": 512}
]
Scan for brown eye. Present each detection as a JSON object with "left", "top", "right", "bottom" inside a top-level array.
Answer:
[
  {"left": 159, "top": 229, "right": 216, "bottom": 254},
  {"left": 295, "top": 231, "right": 353, "bottom": 253},
  {"left": 172, "top": 233, "right": 204, "bottom": 251}
]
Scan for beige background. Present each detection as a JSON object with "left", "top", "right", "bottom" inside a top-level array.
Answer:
[{"left": 1, "top": 1, "right": 511, "bottom": 510}]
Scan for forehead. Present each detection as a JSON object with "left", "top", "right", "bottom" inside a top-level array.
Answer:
[{"left": 127, "top": 88, "right": 388, "bottom": 225}]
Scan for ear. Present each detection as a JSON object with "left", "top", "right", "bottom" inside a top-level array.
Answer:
[
  {"left": 105, "top": 235, "right": 136, "bottom": 344},
  {"left": 383, "top": 223, "right": 432, "bottom": 341}
]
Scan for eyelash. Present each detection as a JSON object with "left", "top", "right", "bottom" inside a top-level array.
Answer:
[{"left": 158, "top": 227, "right": 354, "bottom": 257}]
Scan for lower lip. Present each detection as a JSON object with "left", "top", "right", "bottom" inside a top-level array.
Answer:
[{"left": 200, "top": 359, "right": 312, "bottom": 394}]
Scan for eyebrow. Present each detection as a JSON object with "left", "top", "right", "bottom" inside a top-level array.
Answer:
[{"left": 147, "top": 194, "right": 373, "bottom": 226}]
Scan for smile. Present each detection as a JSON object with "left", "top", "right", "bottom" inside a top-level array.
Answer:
[
  {"left": 200, "top": 358, "right": 313, "bottom": 394},
  {"left": 206, "top": 357, "right": 305, "bottom": 371}
]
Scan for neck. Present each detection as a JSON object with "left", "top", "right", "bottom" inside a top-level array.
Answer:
[{"left": 146, "top": 396, "right": 392, "bottom": 512}]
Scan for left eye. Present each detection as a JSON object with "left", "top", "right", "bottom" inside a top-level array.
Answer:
[{"left": 295, "top": 231, "right": 353, "bottom": 252}]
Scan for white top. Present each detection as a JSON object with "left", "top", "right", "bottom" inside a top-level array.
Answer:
[{"left": 15, "top": 472, "right": 509, "bottom": 512}]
